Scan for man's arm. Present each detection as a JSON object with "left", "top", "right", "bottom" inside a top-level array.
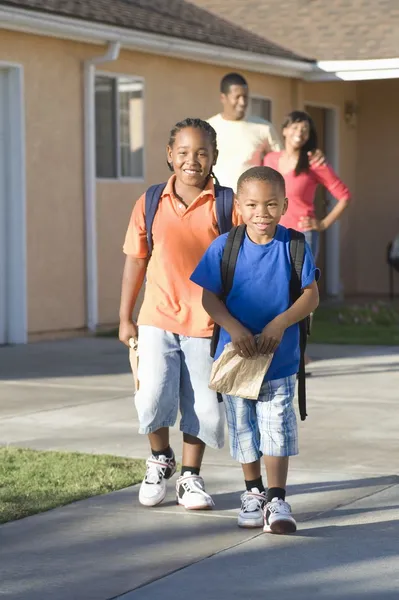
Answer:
[{"left": 249, "top": 121, "right": 283, "bottom": 166}]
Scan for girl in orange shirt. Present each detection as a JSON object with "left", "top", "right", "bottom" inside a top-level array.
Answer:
[{"left": 119, "top": 118, "right": 238, "bottom": 511}]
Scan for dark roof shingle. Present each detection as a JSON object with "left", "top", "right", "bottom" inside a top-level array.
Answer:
[
  {"left": 0, "top": 0, "right": 312, "bottom": 62},
  {"left": 189, "top": 0, "right": 399, "bottom": 60}
]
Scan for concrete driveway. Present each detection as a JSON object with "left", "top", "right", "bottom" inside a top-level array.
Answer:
[{"left": 0, "top": 338, "right": 398, "bottom": 599}]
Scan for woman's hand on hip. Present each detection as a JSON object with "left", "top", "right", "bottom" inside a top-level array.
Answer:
[{"left": 298, "top": 216, "right": 326, "bottom": 232}]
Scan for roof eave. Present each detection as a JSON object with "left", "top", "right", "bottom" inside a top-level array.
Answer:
[
  {"left": 306, "top": 58, "right": 399, "bottom": 81},
  {"left": 0, "top": 5, "right": 314, "bottom": 77}
]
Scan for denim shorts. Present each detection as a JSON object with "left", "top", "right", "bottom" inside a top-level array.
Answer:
[
  {"left": 134, "top": 325, "right": 224, "bottom": 449},
  {"left": 223, "top": 375, "right": 298, "bottom": 463}
]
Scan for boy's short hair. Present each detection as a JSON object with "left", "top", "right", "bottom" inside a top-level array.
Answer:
[
  {"left": 237, "top": 166, "right": 286, "bottom": 196},
  {"left": 220, "top": 72, "right": 248, "bottom": 94}
]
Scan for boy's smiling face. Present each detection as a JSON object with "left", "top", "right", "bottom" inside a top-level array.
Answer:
[{"left": 236, "top": 179, "right": 288, "bottom": 244}]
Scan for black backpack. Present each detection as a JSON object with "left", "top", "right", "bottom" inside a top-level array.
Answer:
[
  {"left": 210, "top": 224, "right": 310, "bottom": 421},
  {"left": 144, "top": 183, "right": 234, "bottom": 255}
]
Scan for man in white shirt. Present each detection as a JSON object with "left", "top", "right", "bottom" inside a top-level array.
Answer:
[{"left": 208, "top": 72, "right": 323, "bottom": 190}]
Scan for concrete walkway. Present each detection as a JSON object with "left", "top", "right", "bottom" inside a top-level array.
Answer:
[{"left": 0, "top": 339, "right": 398, "bottom": 599}]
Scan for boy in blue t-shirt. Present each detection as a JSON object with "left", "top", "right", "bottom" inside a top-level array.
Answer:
[{"left": 191, "top": 166, "right": 319, "bottom": 534}]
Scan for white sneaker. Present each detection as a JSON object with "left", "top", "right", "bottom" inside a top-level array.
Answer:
[
  {"left": 138, "top": 453, "right": 176, "bottom": 507},
  {"left": 176, "top": 472, "right": 214, "bottom": 510},
  {"left": 263, "top": 497, "right": 297, "bottom": 534},
  {"left": 237, "top": 488, "right": 266, "bottom": 528}
]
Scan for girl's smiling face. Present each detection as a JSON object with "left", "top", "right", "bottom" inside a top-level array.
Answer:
[
  {"left": 283, "top": 120, "right": 310, "bottom": 150},
  {"left": 167, "top": 127, "right": 217, "bottom": 187}
]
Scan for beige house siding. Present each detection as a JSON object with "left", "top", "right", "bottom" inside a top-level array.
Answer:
[
  {"left": 0, "top": 30, "right": 86, "bottom": 335},
  {"left": 356, "top": 79, "right": 399, "bottom": 296},
  {"left": 2, "top": 28, "right": 365, "bottom": 338}
]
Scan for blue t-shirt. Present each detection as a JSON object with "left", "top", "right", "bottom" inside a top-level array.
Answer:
[{"left": 191, "top": 225, "right": 319, "bottom": 381}]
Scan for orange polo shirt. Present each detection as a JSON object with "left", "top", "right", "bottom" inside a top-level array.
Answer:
[{"left": 123, "top": 175, "right": 240, "bottom": 337}]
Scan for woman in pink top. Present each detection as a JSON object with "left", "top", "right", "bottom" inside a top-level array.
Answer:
[{"left": 264, "top": 111, "right": 351, "bottom": 259}]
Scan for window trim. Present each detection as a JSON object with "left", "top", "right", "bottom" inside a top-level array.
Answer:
[
  {"left": 95, "top": 70, "right": 145, "bottom": 182},
  {"left": 248, "top": 94, "right": 273, "bottom": 122}
]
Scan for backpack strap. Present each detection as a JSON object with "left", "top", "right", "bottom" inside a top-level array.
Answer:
[
  {"left": 145, "top": 183, "right": 232, "bottom": 255},
  {"left": 289, "top": 229, "right": 305, "bottom": 301},
  {"left": 145, "top": 183, "right": 166, "bottom": 256},
  {"left": 214, "top": 185, "right": 234, "bottom": 234},
  {"left": 288, "top": 229, "right": 308, "bottom": 422},
  {"left": 210, "top": 225, "right": 246, "bottom": 359},
  {"left": 221, "top": 224, "right": 246, "bottom": 296}
]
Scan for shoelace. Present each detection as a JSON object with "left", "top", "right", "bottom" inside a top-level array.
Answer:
[
  {"left": 145, "top": 456, "right": 173, "bottom": 485},
  {"left": 241, "top": 491, "right": 265, "bottom": 513},
  {"left": 266, "top": 498, "right": 292, "bottom": 514},
  {"left": 179, "top": 475, "right": 214, "bottom": 505}
]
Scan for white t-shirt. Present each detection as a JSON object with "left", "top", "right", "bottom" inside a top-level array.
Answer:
[{"left": 207, "top": 113, "right": 282, "bottom": 191}]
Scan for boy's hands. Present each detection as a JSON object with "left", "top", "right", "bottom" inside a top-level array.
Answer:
[
  {"left": 257, "top": 316, "right": 287, "bottom": 355},
  {"left": 119, "top": 319, "right": 138, "bottom": 347},
  {"left": 229, "top": 322, "right": 258, "bottom": 359},
  {"left": 228, "top": 316, "right": 287, "bottom": 358}
]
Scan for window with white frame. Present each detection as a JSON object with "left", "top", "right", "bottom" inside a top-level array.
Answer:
[
  {"left": 248, "top": 97, "right": 272, "bottom": 122},
  {"left": 95, "top": 75, "right": 144, "bottom": 179}
]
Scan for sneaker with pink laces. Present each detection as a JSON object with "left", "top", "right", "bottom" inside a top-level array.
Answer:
[{"left": 138, "top": 453, "right": 176, "bottom": 507}]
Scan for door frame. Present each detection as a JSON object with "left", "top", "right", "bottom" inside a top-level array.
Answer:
[
  {"left": 0, "top": 61, "right": 27, "bottom": 343},
  {"left": 304, "top": 101, "right": 341, "bottom": 297}
]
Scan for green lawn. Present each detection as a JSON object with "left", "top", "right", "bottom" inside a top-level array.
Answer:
[
  {"left": 98, "top": 302, "right": 399, "bottom": 346},
  {"left": 311, "top": 301, "right": 399, "bottom": 345},
  {"left": 0, "top": 447, "right": 146, "bottom": 524}
]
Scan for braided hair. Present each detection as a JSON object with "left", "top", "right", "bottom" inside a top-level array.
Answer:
[{"left": 167, "top": 117, "right": 219, "bottom": 184}]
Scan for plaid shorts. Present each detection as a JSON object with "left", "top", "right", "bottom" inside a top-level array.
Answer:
[{"left": 223, "top": 375, "right": 298, "bottom": 463}]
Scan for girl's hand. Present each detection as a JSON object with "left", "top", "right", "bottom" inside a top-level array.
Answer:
[
  {"left": 298, "top": 216, "right": 326, "bottom": 232},
  {"left": 257, "top": 317, "right": 287, "bottom": 355},
  {"left": 119, "top": 319, "right": 138, "bottom": 347},
  {"left": 229, "top": 323, "right": 258, "bottom": 359}
]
